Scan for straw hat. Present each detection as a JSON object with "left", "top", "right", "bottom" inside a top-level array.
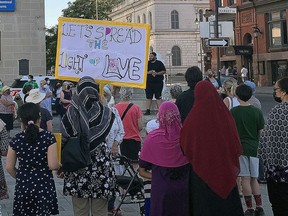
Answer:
[
  {"left": 1, "top": 85, "right": 10, "bottom": 94},
  {"left": 26, "top": 89, "right": 46, "bottom": 104}
]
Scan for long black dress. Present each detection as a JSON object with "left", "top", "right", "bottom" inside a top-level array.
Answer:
[{"left": 189, "top": 169, "right": 244, "bottom": 216}]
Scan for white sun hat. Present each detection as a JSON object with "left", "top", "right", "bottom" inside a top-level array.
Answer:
[{"left": 26, "top": 88, "right": 46, "bottom": 104}]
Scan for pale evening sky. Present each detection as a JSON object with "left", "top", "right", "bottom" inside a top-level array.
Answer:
[{"left": 45, "top": 0, "right": 75, "bottom": 28}]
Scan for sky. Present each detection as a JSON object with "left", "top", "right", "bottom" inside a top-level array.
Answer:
[{"left": 45, "top": 0, "right": 75, "bottom": 28}]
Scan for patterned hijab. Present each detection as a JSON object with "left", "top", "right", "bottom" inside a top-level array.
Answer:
[
  {"left": 181, "top": 80, "right": 242, "bottom": 199},
  {"left": 140, "top": 101, "right": 188, "bottom": 167},
  {"left": 61, "top": 76, "right": 114, "bottom": 151}
]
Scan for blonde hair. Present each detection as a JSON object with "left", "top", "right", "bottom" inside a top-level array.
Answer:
[
  {"left": 222, "top": 77, "right": 238, "bottom": 96},
  {"left": 62, "top": 82, "right": 70, "bottom": 91}
]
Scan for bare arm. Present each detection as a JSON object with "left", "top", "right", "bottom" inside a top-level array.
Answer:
[
  {"left": 156, "top": 70, "right": 166, "bottom": 75},
  {"left": 45, "top": 92, "right": 53, "bottom": 98},
  {"left": 60, "top": 91, "right": 71, "bottom": 104},
  {"left": 47, "top": 143, "right": 59, "bottom": 170},
  {"left": 46, "top": 120, "right": 52, "bottom": 132},
  {"left": 0, "top": 98, "right": 14, "bottom": 106},
  {"left": 137, "top": 117, "right": 143, "bottom": 131},
  {"left": 223, "top": 97, "right": 230, "bottom": 109},
  {"left": 6, "top": 146, "right": 17, "bottom": 179},
  {"left": 139, "top": 168, "right": 152, "bottom": 179}
]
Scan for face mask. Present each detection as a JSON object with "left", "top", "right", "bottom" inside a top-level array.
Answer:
[
  {"left": 0, "top": 82, "right": 2, "bottom": 85},
  {"left": 46, "top": 80, "right": 50, "bottom": 85},
  {"left": 44, "top": 84, "right": 48, "bottom": 88},
  {"left": 273, "top": 91, "right": 282, "bottom": 103}
]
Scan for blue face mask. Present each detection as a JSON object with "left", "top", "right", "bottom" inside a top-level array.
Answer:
[{"left": 0, "top": 82, "right": 2, "bottom": 85}]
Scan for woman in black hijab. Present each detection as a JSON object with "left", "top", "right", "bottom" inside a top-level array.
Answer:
[{"left": 61, "top": 76, "right": 115, "bottom": 216}]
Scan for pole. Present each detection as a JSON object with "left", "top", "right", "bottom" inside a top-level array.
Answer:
[
  {"left": 200, "top": 38, "right": 203, "bottom": 72},
  {"left": 214, "top": 0, "right": 221, "bottom": 79},
  {"left": 169, "top": 55, "right": 172, "bottom": 85},
  {"left": 95, "top": 0, "right": 98, "bottom": 20}
]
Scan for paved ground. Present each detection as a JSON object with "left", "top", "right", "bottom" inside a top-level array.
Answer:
[{"left": 0, "top": 85, "right": 274, "bottom": 216}]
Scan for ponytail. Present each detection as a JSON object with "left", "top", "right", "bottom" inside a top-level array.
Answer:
[{"left": 25, "top": 122, "right": 39, "bottom": 144}]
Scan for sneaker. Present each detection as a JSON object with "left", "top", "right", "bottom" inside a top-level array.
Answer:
[
  {"left": 244, "top": 209, "right": 255, "bottom": 216},
  {"left": 255, "top": 207, "right": 265, "bottom": 216},
  {"left": 144, "top": 109, "right": 150, "bottom": 115},
  {"left": 258, "top": 179, "right": 267, "bottom": 184}
]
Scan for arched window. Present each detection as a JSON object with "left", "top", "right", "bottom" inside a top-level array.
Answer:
[
  {"left": 149, "top": 11, "right": 153, "bottom": 29},
  {"left": 143, "top": 14, "right": 146, "bottom": 23},
  {"left": 171, "top": 10, "right": 179, "bottom": 29},
  {"left": 199, "top": 9, "right": 203, "bottom": 22},
  {"left": 172, "top": 46, "right": 181, "bottom": 66},
  {"left": 137, "top": 15, "right": 141, "bottom": 23}
]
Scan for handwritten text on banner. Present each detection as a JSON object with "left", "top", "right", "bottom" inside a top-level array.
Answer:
[{"left": 55, "top": 17, "right": 150, "bottom": 88}]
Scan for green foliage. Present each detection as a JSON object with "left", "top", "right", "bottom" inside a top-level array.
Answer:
[
  {"left": 46, "top": 26, "right": 58, "bottom": 73},
  {"left": 62, "top": 0, "right": 122, "bottom": 20},
  {"left": 175, "top": 73, "right": 184, "bottom": 76},
  {"left": 45, "top": 0, "right": 122, "bottom": 72}
]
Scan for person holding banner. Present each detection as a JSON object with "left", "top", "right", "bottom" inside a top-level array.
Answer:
[{"left": 144, "top": 52, "right": 166, "bottom": 115}]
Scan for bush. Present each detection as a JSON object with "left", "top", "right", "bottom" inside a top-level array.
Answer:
[{"left": 175, "top": 73, "right": 184, "bottom": 76}]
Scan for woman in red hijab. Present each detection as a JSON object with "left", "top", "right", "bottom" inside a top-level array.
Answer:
[
  {"left": 139, "top": 101, "right": 190, "bottom": 216},
  {"left": 181, "top": 80, "right": 244, "bottom": 215}
]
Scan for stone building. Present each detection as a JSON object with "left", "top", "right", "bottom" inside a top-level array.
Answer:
[
  {"left": 210, "top": 0, "right": 288, "bottom": 86},
  {"left": 110, "top": 0, "right": 210, "bottom": 78},
  {"left": 0, "top": 0, "right": 46, "bottom": 85}
]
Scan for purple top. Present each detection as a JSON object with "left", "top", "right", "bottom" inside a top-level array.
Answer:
[{"left": 139, "top": 159, "right": 190, "bottom": 216}]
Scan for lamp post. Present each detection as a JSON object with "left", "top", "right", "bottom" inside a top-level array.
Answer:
[
  {"left": 195, "top": 10, "right": 204, "bottom": 73},
  {"left": 214, "top": 0, "right": 221, "bottom": 79},
  {"left": 166, "top": 52, "right": 173, "bottom": 85},
  {"left": 95, "top": 0, "right": 98, "bottom": 20}
]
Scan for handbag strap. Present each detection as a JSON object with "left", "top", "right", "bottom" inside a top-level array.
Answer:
[{"left": 121, "top": 103, "right": 133, "bottom": 121}]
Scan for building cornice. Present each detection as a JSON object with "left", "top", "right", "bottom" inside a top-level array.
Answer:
[{"left": 238, "top": 0, "right": 288, "bottom": 13}]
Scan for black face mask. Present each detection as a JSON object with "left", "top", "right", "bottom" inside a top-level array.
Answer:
[{"left": 273, "top": 91, "right": 282, "bottom": 103}]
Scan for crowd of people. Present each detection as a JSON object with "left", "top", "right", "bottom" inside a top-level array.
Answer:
[{"left": 0, "top": 62, "right": 287, "bottom": 216}]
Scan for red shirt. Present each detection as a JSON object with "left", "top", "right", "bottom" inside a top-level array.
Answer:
[{"left": 114, "top": 103, "right": 142, "bottom": 142}]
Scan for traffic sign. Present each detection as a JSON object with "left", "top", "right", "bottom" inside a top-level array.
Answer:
[
  {"left": 218, "top": 7, "right": 237, "bottom": 14},
  {"left": 208, "top": 38, "right": 229, "bottom": 47}
]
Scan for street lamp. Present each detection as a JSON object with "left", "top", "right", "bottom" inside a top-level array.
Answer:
[
  {"left": 166, "top": 52, "right": 173, "bottom": 85},
  {"left": 195, "top": 10, "right": 204, "bottom": 73},
  {"left": 95, "top": 0, "right": 98, "bottom": 20}
]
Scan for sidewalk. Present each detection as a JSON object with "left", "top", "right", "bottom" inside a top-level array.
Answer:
[{"left": 0, "top": 107, "right": 273, "bottom": 216}]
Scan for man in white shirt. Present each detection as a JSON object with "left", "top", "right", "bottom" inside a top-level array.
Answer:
[{"left": 241, "top": 65, "right": 248, "bottom": 82}]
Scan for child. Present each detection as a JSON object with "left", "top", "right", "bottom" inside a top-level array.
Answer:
[
  {"left": 231, "top": 84, "right": 265, "bottom": 216},
  {"left": 6, "top": 103, "right": 59, "bottom": 215},
  {"left": 142, "top": 119, "right": 159, "bottom": 216}
]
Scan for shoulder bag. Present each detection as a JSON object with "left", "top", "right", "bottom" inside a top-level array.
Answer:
[{"left": 61, "top": 116, "right": 91, "bottom": 172}]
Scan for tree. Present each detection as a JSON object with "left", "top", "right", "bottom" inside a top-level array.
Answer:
[
  {"left": 62, "top": 0, "right": 122, "bottom": 20},
  {"left": 46, "top": 0, "right": 122, "bottom": 72},
  {"left": 46, "top": 26, "right": 58, "bottom": 74}
]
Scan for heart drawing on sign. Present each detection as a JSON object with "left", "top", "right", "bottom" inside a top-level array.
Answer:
[{"left": 89, "top": 57, "right": 100, "bottom": 66}]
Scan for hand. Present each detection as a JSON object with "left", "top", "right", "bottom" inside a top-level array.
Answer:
[
  {"left": 152, "top": 70, "right": 157, "bottom": 77},
  {"left": 57, "top": 166, "right": 64, "bottom": 178},
  {"left": 111, "top": 141, "right": 119, "bottom": 156}
]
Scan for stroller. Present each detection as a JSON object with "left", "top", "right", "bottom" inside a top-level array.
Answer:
[{"left": 113, "top": 155, "right": 145, "bottom": 216}]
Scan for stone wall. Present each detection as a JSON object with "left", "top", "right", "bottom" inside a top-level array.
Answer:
[{"left": 0, "top": 0, "right": 46, "bottom": 85}]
